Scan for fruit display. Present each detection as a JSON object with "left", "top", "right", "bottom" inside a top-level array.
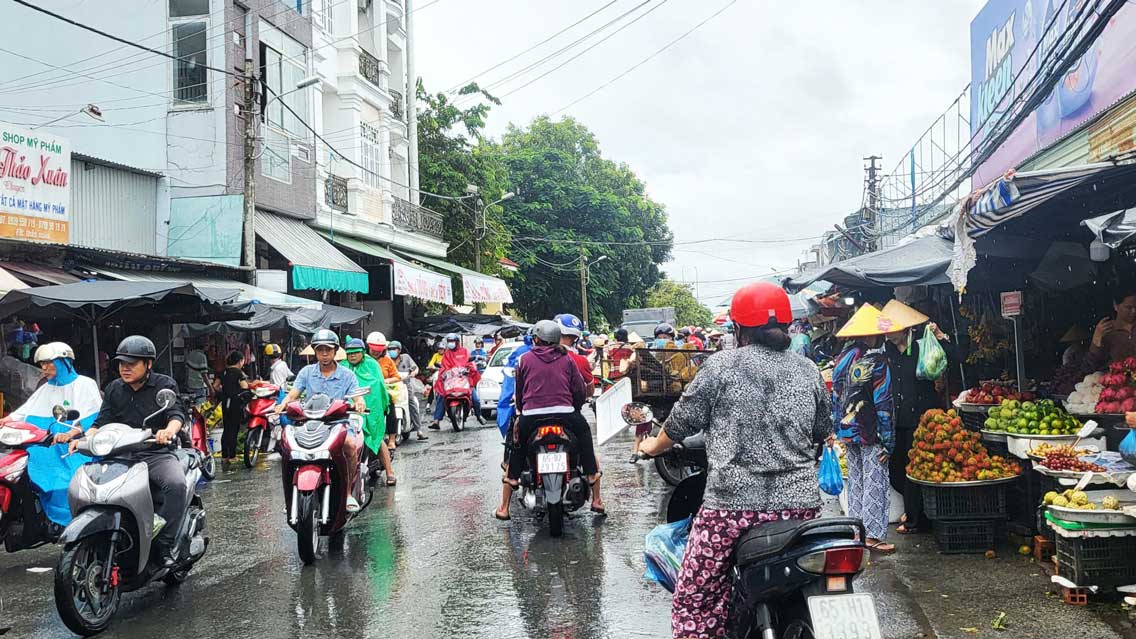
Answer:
[
  {"left": 1027, "top": 443, "right": 1097, "bottom": 458},
  {"left": 1052, "top": 360, "right": 1094, "bottom": 396},
  {"left": 907, "top": 409, "right": 1023, "bottom": 482},
  {"left": 962, "top": 381, "right": 1036, "bottom": 405},
  {"left": 1064, "top": 372, "right": 1103, "bottom": 414},
  {"left": 1043, "top": 489, "right": 1123, "bottom": 511},
  {"left": 1038, "top": 451, "right": 1106, "bottom": 473},
  {"left": 1094, "top": 358, "right": 1136, "bottom": 413},
  {"left": 983, "top": 398, "right": 1082, "bottom": 435}
]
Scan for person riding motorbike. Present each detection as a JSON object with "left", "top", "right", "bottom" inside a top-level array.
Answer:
[
  {"left": 470, "top": 337, "right": 490, "bottom": 374},
  {"left": 264, "top": 343, "right": 293, "bottom": 387},
  {"left": 343, "top": 337, "right": 398, "bottom": 487},
  {"left": 367, "top": 332, "right": 407, "bottom": 449},
  {"left": 494, "top": 320, "right": 604, "bottom": 520},
  {"left": 653, "top": 323, "right": 677, "bottom": 349},
  {"left": 637, "top": 282, "right": 834, "bottom": 639},
  {"left": 0, "top": 342, "right": 101, "bottom": 528},
  {"left": 61, "top": 336, "right": 190, "bottom": 567},
  {"left": 554, "top": 314, "right": 595, "bottom": 398},
  {"left": 428, "top": 333, "right": 482, "bottom": 429},
  {"left": 275, "top": 330, "right": 369, "bottom": 511},
  {"left": 389, "top": 340, "right": 428, "bottom": 441}
]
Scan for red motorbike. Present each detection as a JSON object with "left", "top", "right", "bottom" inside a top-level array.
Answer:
[
  {"left": 244, "top": 381, "right": 281, "bottom": 468},
  {"left": 439, "top": 368, "right": 473, "bottom": 432},
  {"left": 279, "top": 392, "right": 372, "bottom": 565},
  {"left": 182, "top": 394, "right": 217, "bottom": 480},
  {"left": 0, "top": 408, "right": 78, "bottom": 552}
]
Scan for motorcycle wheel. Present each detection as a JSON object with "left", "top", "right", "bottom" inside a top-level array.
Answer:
[
  {"left": 781, "top": 620, "right": 813, "bottom": 639},
  {"left": 54, "top": 535, "right": 122, "bottom": 636},
  {"left": 655, "top": 454, "right": 699, "bottom": 487},
  {"left": 243, "top": 428, "right": 263, "bottom": 469},
  {"left": 548, "top": 502, "right": 565, "bottom": 538},
  {"left": 447, "top": 404, "right": 463, "bottom": 432},
  {"left": 200, "top": 450, "right": 217, "bottom": 481},
  {"left": 296, "top": 492, "right": 319, "bottom": 565}
]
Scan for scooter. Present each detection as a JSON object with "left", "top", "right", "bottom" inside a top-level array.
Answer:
[
  {"left": 514, "top": 415, "right": 591, "bottom": 538},
  {"left": 181, "top": 395, "right": 217, "bottom": 481},
  {"left": 244, "top": 381, "right": 281, "bottom": 468},
  {"left": 279, "top": 390, "right": 372, "bottom": 565},
  {"left": 624, "top": 403, "right": 880, "bottom": 639},
  {"left": 439, "top": 368, "right": 473, "bottom": 432},
  {"left": 0, "top": 406, "right": 80, "bottom": 552},
  {"left": 55, "top": 389, "right": 208, "bottom": 636}
]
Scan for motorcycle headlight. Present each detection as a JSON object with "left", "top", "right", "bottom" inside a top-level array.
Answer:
[{"left": 90, "top": 431, "right": 117, "bottom": 457}]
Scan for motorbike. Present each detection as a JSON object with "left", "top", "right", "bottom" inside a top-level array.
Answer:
[
  {"left": 279, "top": 389, "right": 373, "bottom": 565},
  {"left": 55, "top": 388, "right": 208, "bottom": 636},
  {"left": 181, "top": 395, "right": 216, "bottom": 481},
  {"left": 514, "top": 415, "right": 592, "bottom": 538},
  {"left": 624, "top": 402, "right": 880, "bottom": 639},
  {"left": 244, "top": 381, "right": 282, "bottom": 468},
  {"left": 439, "top": 368, "right": 473, "bottom": 432},
  {"left": 0, "top": 406, "right": 80, "bottom": 552}
]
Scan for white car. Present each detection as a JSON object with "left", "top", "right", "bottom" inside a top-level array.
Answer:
[{"left": 476, "top": 343, "right": 520, "bottom": 417}]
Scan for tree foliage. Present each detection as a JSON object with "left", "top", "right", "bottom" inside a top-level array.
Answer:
[{"left": 645, "top": 279, "right": 714, "bottom": 328}]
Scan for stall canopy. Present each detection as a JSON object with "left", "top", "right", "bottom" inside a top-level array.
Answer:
[
  {"left": 183, "top": 303, "right": 370, "bottom": 335},
  {"left": 0, "top": 265, "right": 28, "bottom": 295},
  {"left": 786, "top": 235, "right": 955, "bottom": 291},
  {"left": 412, "top": 313, "right": 531, "bottom": 338},
  {"left": 3, "top": 262, "right": 81, "bottom": 286},
  {"left": 87, "top": 266, "right": 322, "bottom": 309},
  {"left": 1082, "top": 207, "right": 1136, "bottom": 249},
  {"left": 319, "top": 232, "right": 454, "bottom": 305},
  {"left": 392, "top": 249, "right": 513, "bottom": 305},
  {"left": 255, "top": 211, "right": 369, "bottom": 294}
]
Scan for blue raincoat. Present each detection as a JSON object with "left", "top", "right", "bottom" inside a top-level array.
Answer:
[
  {"left": 495, "top": 339, "right": 532, "bottom": 438},
  {"left": 9, "top": 358, "right": 100, "bottom": 526}
]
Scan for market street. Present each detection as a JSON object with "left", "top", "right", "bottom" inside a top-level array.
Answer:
[{"left": 0, "top": 416, "right": 1131, "bottom": 639}]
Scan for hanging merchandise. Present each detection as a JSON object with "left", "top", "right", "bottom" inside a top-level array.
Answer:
[{"left": 916, "top": 324, "right": 948, "bottom": 380}]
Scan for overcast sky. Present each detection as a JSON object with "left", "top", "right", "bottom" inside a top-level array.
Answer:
[{"left": 415, "top": 0, "right": 987, "bottom": 307}]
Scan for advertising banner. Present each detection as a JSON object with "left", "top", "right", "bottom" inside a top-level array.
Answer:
[
  {"left": 462, "top": 273, "right": 513, "bottom": 304},
  {"left": 970, "top": 0, "right": 1136, "bottom": 186},
  {"left": 393, "top": 262, "right": 452, "bottom": 304},
  {"left": 0, "top": 122, "right": 70, "bottom": 244}
]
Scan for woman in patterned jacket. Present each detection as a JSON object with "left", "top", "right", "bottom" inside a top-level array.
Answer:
[{"left": 639, "top": 282, "right": 833, "bottom": 639}]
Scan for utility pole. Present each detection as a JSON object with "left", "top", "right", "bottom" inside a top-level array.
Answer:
[
  {"left": 241, "top": 56, "right": 259, "bottom": 271},
  {"left": 472, "top": 195, "right": 484, "bottom": 313},
  {"left": 579, "top": 249, "right": 589, "bottom": 329},
  {"left": 405, "top": 0, "right": 420, "bottom": 200}
]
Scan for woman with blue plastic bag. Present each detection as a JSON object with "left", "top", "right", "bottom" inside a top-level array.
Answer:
[{"left": 638, "top": 282, "right": 833, "bottom": 639}]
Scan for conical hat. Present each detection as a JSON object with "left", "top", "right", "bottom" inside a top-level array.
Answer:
[
  {"left": 881, "top": 299, "right": 929, "bottom": 331},
  {"left": 1060, "top": 324, "right": 1089, "bottom": 343},
  {"left": 836, "top": 304, "right": 897, "bottom": 338}
]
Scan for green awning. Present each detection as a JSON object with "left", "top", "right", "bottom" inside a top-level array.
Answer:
[
  {"left": 319, "top": 232, "right": 454, "bottom": 305},
  {"left": 255, "top": 211, "right": 369, "bottom": 293}
]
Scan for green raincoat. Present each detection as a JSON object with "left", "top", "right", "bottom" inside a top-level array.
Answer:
[{"left": 343, "top": 354, "right": 390, "bottom": 454}]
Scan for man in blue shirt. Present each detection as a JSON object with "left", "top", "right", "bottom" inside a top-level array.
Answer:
[{"left": 276, "top": 330, "right": 369, "bottom": 511}]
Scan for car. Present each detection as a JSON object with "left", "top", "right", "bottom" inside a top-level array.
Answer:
[{"left": 476, "top": 342, "right": 520, "bottom": 418}]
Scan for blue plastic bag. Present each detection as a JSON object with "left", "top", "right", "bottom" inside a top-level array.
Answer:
[
  {"left": 1120, "top": 429, "right": 1136, "bottom": 467},
  {"left": 644, "top": 516, "right": 692, "bottom": 592},
  {"left": 819, "top": 444, "right": 844, "bottom": 496}
]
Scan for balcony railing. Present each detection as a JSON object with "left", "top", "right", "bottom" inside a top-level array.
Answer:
[
  {"left": 389, "top": 89, "right": 404, "bottom": 121},
  {"left": 325, "top": 175, "right": 348, "bottom": 212},
  {"left": 392, "top": 197, "right": 444, "bottom": 240},
  {"left": 359, "top": 49, "right": 382, "bottom": 89}
]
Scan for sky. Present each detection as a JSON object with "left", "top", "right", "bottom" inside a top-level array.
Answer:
[{"left": 414, "top": 0, "right": 988, "bottom": 308}]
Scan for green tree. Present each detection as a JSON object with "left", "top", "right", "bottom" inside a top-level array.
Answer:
[
  {"left": 645, "top": 279, "right": 714, "bottom": 327},
  {"left": 498, "top": 116, "right": 672, "bottom": 325}
]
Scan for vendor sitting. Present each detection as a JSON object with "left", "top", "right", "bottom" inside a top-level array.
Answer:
[{"left": 1088, "top": 291, "right": 1136, "bottom": 370}]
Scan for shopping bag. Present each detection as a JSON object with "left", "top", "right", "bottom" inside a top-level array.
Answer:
[
  {"left": 644, "top": 516, "right": 692, "bottom": 592},
  {"left": 1120, "top": 429, "right": 1136, "bottom": 466},
  {"left": 819, "top": 444, "right": 844, "bottom": 496},
  {"left": 916, "top": 324, "right": 947, "bottom": 381}
]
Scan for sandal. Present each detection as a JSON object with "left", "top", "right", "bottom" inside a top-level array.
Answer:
[
  {"left": 494, "top": 509, "right": 511, "bottom": 521},
  {"left": 386, "top": 476, "right": 397, "bottom": 487},
  {"left": 896, "top": 523, "right": 920, "bottom": 535},
  {"left": 590, "top": 503, "right": 607, "bottom": 516},
  {"left": 866, "top": 540, "right": 896, "bottom": 553}
]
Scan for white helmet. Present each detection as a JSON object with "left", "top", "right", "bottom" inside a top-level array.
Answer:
[
  {"left": 366, "top": 331, "right": 388, "bottom": 347},
  {"left": 35, "top": 341, "right": 75, "bottom": 363}
]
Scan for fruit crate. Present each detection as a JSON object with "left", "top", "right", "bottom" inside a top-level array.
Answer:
[
  {"left": 1008, "top": 463, "right": 1058, "bottom": 535},
  {"left": 959, "top": 410, "right": 986, "bottom": 432},
  {"left": 1055, "top": 534, "right": 1136, "bottom": 588},
  {"left": 921, "top": 482, "right": 1009, "bottom": 521},
  {"left": 933, "top": 519, "right": 999, "bottom": 554}
]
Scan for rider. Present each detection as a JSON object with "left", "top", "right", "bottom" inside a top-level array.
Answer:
[
  {"left": 264, "top": 343, "right": 293, "bottom": 386},
  {"left": 495, "top": 320, "right": 603, "bottom": 520},
  {"left": 652, "top": 323, "right": 677, "bottom": 349},
  {"left": 470, "top": 337, "right": 490, "bottom": 374},
  {"left": 366, "top": 332, "right": 405, "bottom": 449},
  {"left": 554, "top": 314, "right": 595, "bottom": 398},
  {"left": 637, "top": 282, "right": 834, "bottom": 638},
  {"left": 342, "top": 337, "right": 398, "bottom": 486},
  {"left": 428, "top": 333, "right": 482, "bottom": 429},
  {"left": 63, "top": 336, "right": 189, "bottom": 566},
  {"left": 0, "top": 342, "right": 101, "bottom": 529},
  {"left": 276, "top": 330, "right": 369, "bottom": 511},
  {"left": 388, "top": 340, "right": 428, "bottom": 441}
]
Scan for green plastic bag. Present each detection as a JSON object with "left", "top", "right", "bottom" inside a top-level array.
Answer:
[{"left": 916, "top": 324, "right": 947, "bottom": 381}]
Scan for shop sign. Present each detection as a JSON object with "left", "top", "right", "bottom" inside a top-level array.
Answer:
[
  {"left": 0, "top": 122, "right": 70, "bottom": 244},
  {"left": 462, "top": 274, "right": 513, "bottom": 304},
  {"left": 970, "top": 0, "right": 1136, "bottom": 186},
  {"left": 1001, "top": 290, "right": 1023, "bottom": 317},
  {"left": 393, "top": 262, "right": 452, "bottom": 305}
]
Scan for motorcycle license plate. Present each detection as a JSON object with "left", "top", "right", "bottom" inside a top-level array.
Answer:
[
  {"left": 807, "top": 593, "right": 882, "bottom": 639},
  {"left": 537, "top": 452, "right": 568, "bottom": 474}
]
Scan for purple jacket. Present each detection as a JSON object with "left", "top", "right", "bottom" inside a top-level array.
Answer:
[{"left": 515, "top": 345, "right": 586, "bottom": 414}]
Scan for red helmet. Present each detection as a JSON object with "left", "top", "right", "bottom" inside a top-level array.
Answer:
[{"left": 730, "top": 282, "right": 793, "bottom": 328}]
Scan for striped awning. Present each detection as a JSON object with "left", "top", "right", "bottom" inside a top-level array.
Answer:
[{"left": 255, "top": 211, "right": 369, "bottom": 293}]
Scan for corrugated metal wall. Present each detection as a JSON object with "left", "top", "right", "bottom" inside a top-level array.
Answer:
[{"left": 69, "top": 158, "right": 158, "bottom": 253}]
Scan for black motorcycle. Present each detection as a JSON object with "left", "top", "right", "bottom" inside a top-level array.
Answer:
[
  {"left": 514, "top": 416, "right": 591, "bottom": 537},
  {"left": 623, "top": 402, "right": 881, "bottom": 639}
]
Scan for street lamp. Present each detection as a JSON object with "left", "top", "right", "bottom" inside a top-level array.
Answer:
[
  {"left": 265, "top": 76, "right": 320, "bottom": 109},
  {"left": 581, "top": 255, "right": 608, "bottom": 329},
  {"left": 32, "top": 104, "right": 103, "bottom": 130}
]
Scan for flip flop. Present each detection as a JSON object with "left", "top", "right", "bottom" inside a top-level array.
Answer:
[
  {"left": 896, "top": 524, "right": 920, "bottom": 535},
  {"left": 386, "top": 476, "right": 397, "bottom": 487},
  {"left": 866, "top": 540, "right": 895, "bottom": 553},
  {"left": 494, "top": 510, "right": 511, "bottom": 521},
  {"left": 590, "top": 504, "right": 607, "bottom": 516}
]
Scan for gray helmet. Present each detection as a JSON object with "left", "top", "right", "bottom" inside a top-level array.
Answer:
[
  {"left": 311, "top": 329, "right": 340, "bottom": 348},
  {"left": 532, "top": 319, "right": 562, "bottom": 345},
  {"left": 654, "top": 323, "right": 675, "bottom": 337},
  {"left": 115, "top": 335, "right": 157, "bottom": 363}
]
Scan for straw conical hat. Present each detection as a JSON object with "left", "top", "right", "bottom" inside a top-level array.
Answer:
[
  {"left": 881, "top": 299, "right": 929, "bottom": 331},
  {"left": 1060, "top": 325, "right": 1089, "bottom": 343},
  {"left": 300, "top": 345, "right": 314, "bottom": 356},
  {"left": 836, "top": 304, "right": 897, "bottom": 338}
]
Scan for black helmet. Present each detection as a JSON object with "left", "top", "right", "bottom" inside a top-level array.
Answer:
[
  {"left": 115, "top": 335, "right": 157, "bottom": 363},
  {"left": 532, "top": 319, "right": 562, "bottom": 345},
  {"left": 654, "top": 323, "right": 675, "bottom": 337}
]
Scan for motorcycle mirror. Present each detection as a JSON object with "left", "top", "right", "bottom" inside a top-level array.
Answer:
[
  {"left": 156, "top": 388, "right": 177, "bottom": 409},
  {"left": 621, "top": 402, "right": 654, "bottom": 426},
  {"left": 52, "top": 405, "right": 66, "bottom": 420}
]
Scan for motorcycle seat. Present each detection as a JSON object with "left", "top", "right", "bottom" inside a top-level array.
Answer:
[
  {"left": 733, "top": 519, "right": 806, "bottom": 567},
  {"left": 681, "top": 432, "right": 706, "bottom": 450}
]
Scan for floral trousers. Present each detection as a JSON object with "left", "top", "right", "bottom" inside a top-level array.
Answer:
[
  {"left": 844, "top": 442, "right": 890, "bottom": 540},
  {"left": 671, "top": 506, "right": 820, "bottom": 639}
]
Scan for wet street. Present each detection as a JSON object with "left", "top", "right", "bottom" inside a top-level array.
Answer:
[{"left": 2, "top": 416, "right": 1136, "bottom": 638}]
